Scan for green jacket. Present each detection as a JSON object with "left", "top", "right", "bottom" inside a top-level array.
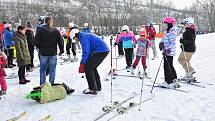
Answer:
[
  {"left": 40, "top": 82, "right": 67, "bottom": 104},
  {"left": 13, "top": 32, "right": 31, "bottom": 67}
]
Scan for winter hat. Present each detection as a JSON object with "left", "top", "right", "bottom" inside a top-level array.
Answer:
[
  {"left": 26, "top": 20, "right": 32, "bottom": 28},
  {"left": 84, "top": 23, "right": 88, "bottom": 27},
  {"left": 68, "top": 22, "right": 74, "bottom": 28},
  {"left": 145, "top": 20, "right": 153, "bottom": 27},
  {"left": 4, "top": 23, "right": 12, "bottom": 28}
]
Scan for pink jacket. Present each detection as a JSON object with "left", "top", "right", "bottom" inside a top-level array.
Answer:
[
  {"left": 0, "top": 55, "right": 7, "bottom": 77},
  {"left": 115, "top": 31, "right": 136, "bottom": 43}
]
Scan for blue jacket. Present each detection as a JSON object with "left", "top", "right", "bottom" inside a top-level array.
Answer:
[
  {"left": 4, "top": 28, "right": 14, "bottom": 48},
  {"left": 79, "top": 32, "right": 109, "bottom": 64},
  {"left": 82, "top": 28, "right": 91, "bottom": 33}
]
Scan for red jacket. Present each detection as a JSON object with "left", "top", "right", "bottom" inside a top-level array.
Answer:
[{"left": 145, "top": 26, "right": 156, "bottom": 40}]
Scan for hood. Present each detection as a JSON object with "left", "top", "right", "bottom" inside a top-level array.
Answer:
[
  {"left": 41, "top": 25, "right": 55, "bottom": 32},
  {"left": 187, "top": 24, "right": 198, "bottom": 32}
]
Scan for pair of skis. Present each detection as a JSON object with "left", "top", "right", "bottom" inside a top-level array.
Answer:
[
  {"left": 94, "top": 93, "right": 137, "bottom": 121},
  {"left": 107, "top": 94, "right": 155, "bottom": 121},
  {"left": 94, "top": 93, "right": 155, "bottom": 121},
  {"left": 6, "top": 111, "right": 52, "bottom": 121}
]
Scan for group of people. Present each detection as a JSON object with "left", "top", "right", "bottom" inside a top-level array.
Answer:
[
  {"left": 114, "top": 17, "right": 197, "bottom": 89},
  {"left": 0, "top": 16, "right": 197, "bottom": 101}
]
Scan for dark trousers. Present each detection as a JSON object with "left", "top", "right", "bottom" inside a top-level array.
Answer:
[
  {"left": 118, "top": 41, "right": 124, "bottom": 55},
  {"left": 26, "top": 45, "right": 34, "bottom": 70},
  {"left": 18, "top": 66, "right": 26, "bottom": 80},
  {"left": 85, "top": 52, "right": 109, "bottom": 90},
  {"left": 163, "top": 56, "right": 177, "bottom": 84},
  {"left": 124, "top": 48, "right": 133, "bottom": 67},
  {"left": 71, "top": 43, "right": 76, "bottom": 56},
  {"left": 5, "top": 48, "right": 14, "bottom": 66},
  {"left": 66, "top": 40, "right": 71, "bottom": 55}
]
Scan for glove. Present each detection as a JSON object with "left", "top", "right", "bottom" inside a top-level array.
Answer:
[
  {"left": 79, "top": 64, "right": 85, "bottom": 73},
  {"left": 159, "top": 43, "right": 164, "bottom": 51},
  {"left": 151, "top": 35, "right": 155, "bottom": 39},
  {"left": 179, "top": 37, "right": 183, "bottom": 43}
]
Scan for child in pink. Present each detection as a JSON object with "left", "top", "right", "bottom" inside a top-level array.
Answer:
[
  {"left": 0, "top": 50, "right": 7, "bottom": 95},
  {"left": 132, "top": 31, "right": 151, "bottom": 74}
]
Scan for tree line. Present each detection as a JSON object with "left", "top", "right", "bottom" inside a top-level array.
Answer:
[{"left": 0, "top": 0, "right": 214, "bottom": 34}]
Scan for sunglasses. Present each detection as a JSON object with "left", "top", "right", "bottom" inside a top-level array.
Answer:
[{"left": 140, "top": 35, "right": 145, "bottom": 37}]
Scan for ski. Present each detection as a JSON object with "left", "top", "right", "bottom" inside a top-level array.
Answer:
[
  {"left": 107, "top": 94, "right": 155, "bottom": 121},
  {"left": 144, "top": 84, "right": 190, "bottom": 93},
  {"left": 178, "top": 78, "right": 212, "bottom": 86},
  {"left": 114, "top": 74, "right": 143, "bottom": 79},
  {"left": 94, "top": 93, "right": 137, "bottom": 121},
  {"left": 177, "top": 78, "right": 206, "bottom": 88},
  {"left": 38, "top": 115, "right": 52, "bottom": 121},
  {"left": 7, "top": 111, "right": 27, "bottom": 121}
]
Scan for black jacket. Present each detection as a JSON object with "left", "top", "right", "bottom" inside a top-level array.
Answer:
[
  {"left": 180, "top": 27, "right": 196, "bottom": 52},
  {"left": 35, "top": 25, "right": 64, "bottom": 56}
]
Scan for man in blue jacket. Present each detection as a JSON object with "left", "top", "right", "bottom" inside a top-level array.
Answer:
[
  {"left": 4, "top": 23, "right": 16, "bottom": 68},
  {"left": 75, "top": 32, "right": 109, "bottom": 95}
]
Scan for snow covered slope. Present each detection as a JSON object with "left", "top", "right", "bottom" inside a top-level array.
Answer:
[{"left": 0, "top": 33, "right": 215, "bottom": 121}]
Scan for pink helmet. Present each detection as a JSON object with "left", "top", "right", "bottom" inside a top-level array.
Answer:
[{"left": 163, "top": 17, "right": 176, "bottom": 25}]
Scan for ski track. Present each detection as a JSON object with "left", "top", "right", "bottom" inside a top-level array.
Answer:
[{"left": 1, "top": 34, "right": 215, "bottom": 121}]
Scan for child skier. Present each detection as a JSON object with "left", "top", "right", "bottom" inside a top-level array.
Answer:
[
  {"left": 114, "top": 25, "right": 136, "bottom": 70},
  {"left": 178, "top": 17, "right": 197, "bottom": 79},
  {"left": 131, "top": 30, "right": 151, "bottom": 76},
  {"left": 0, "top": 50, "right": 7, "bottom": 95},
  {"left": 159, "top": 17, "right": 179, "bottom": 89}
]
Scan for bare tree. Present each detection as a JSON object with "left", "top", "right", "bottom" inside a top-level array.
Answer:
[{"left": 196, "top": 0, "right": 215, "bottom": 32}]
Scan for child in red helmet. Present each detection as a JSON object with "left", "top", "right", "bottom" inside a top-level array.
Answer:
[{"left": 131, "top": 30, "right": 151, "bottom": 76}]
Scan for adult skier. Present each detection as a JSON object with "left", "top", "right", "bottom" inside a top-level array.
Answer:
[
  {"left": 75, "top": 32, "right": 109, "bottom": 95},
  {"left": 178, "top": 17, "right": 197, "bottom": 79}
]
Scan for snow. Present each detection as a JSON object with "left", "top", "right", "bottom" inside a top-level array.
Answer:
[{"left": 1, "top": 33, "right": 215, "bottom": 121}]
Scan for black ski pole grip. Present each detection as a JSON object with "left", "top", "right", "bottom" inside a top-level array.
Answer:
[{"left": 110, "top": 36, "right": 113, "bottom": 46}]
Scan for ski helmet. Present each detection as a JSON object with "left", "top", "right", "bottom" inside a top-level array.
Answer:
[
  {"left": 163, "top": 17, "right": 176, "bottom": 25},
  {"left": 182, "top": 17, "right": 194, "bottom": 24},
  {"left": 38, "top": 16, "right": 45, "bottom": 25},
  {"left": 140, "top": 30, "right": 147, "bottom": 36},
  {"left": 121, "top": 25, "right": 130, "bottom": 32}
]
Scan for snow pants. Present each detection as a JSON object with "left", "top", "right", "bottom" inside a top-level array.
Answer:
[
  {"left": 178, "top": 51, "right": 194, "bottom": 73},
  {"left": 0, "top": 76, "right": 7, "bottom": 91},
  {"left": 164, "top": 56, "right": 177, "bottom": 84}
]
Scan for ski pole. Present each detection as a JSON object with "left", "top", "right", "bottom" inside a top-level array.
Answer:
[
  {"left": 150, "top": 57, "right": 163, "bottom": 93},
  {"left": 138, "top": 67, "right": 145, "bottom": 111},
  {"left": 139, "top": 40, "right": 149, "bottom": 111},
  {"left": 181, "top": 44, "right": 190, "bottom": 75},
  {"left": 114, "top": 42, "right": 118, "bottom": 70},
  {"left": 110, "top": 36, "right": 113, "bottom": 103}
]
